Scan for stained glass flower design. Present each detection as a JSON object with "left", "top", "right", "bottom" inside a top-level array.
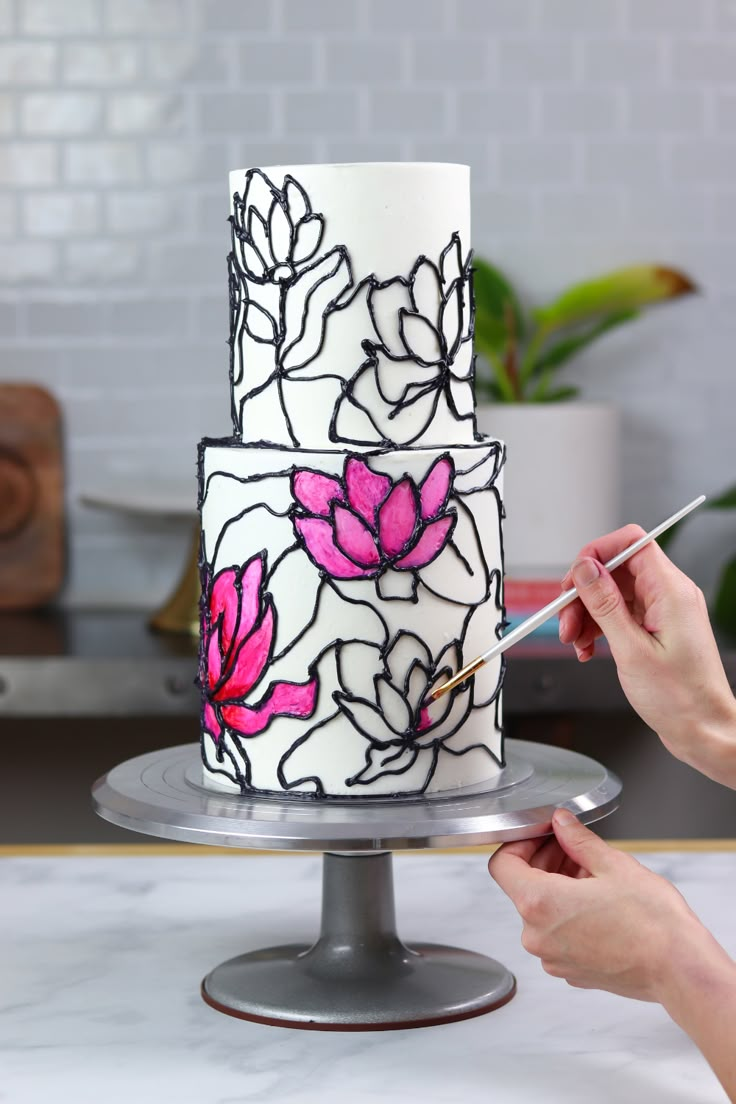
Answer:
[
  {"left": 334, "top": 632, "right": 476, "bottom": 787},
  {"left": 332, "top": 233, "right": 476, "bottom": 446},
  {"left": 228, "top": 168, "right": 354, "bottom": 444},
  {"left": 291, "top": 455, "right": 456, "bottom": 581},
  {"left": 200, "top": 553, "right": 318, "bottom": 741},
  {"left": 230, "top": 169, "right": 325, "bottom": 285}
]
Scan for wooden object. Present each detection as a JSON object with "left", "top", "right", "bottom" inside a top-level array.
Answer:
[{"left": 0, "top": 384, "right": 64, "bottom": 609}]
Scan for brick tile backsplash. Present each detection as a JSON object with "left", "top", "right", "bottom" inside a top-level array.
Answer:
[
  {"left": 454, "top": 0, "right": 534, "bottom": 33},
  {"left": 281, "top": 0, "right": 359, "bottom": 33},
  {"left": 498, "top": 39, "right": 575, "bottom": 84},
  {"left": 0, "top": 141, "right": 57, "bottom": 184},
  {"left": 239, "top": 39, "right": 316, "bottom": 83},
  {"left": 20, "top": 0, "right": 101, "bottom": 37},
  {"left": 627, "top": 0, "right": 708, "bottom": 32},
  {"left": 284, "top": 89, "right": 360, "bottom": 133},
  {"left": 410, "top": 38, "right": 489, "bottom": 83},
  {"left": 0, "top": 0, "right": 732, "bottom": 605},
  {"left": 582, "top": 37, "right": 662, "bottom": 83},
  {"left": 540, "top": 89, "right": 621, "bottom": 133},
  {"left": 61, "top": 43, "right": 140, "bottom": 85},
  {"left": 102, "top": 0, "right": 189, "bottom": 35},
  {"left": 22, "top": 190, "right": 99, "bottom": 236},
  {"left": 21, "top": 92, "right": 102, "bottom": 135},
  {"left": 367, "top": 0, "right": 444, "bottom": 33},
  {"left": 0, "top": 43, "right": 58, "bottom": 85},
  {"left": 0, "top": 0, "right": 12, "bottom": 35},
  {"left": 324, "top": 38, "right": 403, "bottom": 84}
]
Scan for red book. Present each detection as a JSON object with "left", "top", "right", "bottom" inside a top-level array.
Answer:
[{"left": 504, "top": 577, "right": 563, "bottom": 612}]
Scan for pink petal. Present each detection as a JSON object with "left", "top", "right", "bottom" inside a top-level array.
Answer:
[
  {"left": 378, "top": 479, "right": 418, "bottom": 558},
  {"left": 221, "top": 678, "right": 318, "bottom": 737},
  {"left": 203, "top": 700, "right": 221, "bottom": 741},
  {"left": 215, "top": 604, "right": 274, "bottom": 701},
  {"left": 345, "top": 458, "right": 391, "bottom": 529},
  {"left": 333, "top": 505, "right": 380, "bottom": 567},
  {"left": 295, "top": 516, "right": 375, "bottom": 578},
  {"left": 394, "top": 515, "right": 455, "bottom": 569},
  {"left": 418, "top": 706, "right": 433, "bottom": 732},
  {"left": 206, "top": 627, "right": 222, "bottom": 690},
  {"left": 293, "top": 470, "right": 345, "bottom": 516},
  {"left": 229, "top": 555, "right": 263, "bottom": 655},
  {"left": 420, "top": 456, "right": 453, "bottom": 520},
  {"left": 210, "top": 568, "right": 238, "bottom": 654}
]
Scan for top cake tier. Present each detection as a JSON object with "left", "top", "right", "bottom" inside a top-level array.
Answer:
[{"left": 227, "top": 162, "right": 477, "bottom": 451}]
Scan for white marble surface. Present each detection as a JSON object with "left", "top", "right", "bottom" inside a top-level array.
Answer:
[{"left": 1, "top": 850, "right": 734, "bottom": 1104}]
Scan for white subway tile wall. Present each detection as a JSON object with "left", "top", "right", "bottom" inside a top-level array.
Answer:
[{"left": 0, "top": 0, "right": 733, "bottom": 605}]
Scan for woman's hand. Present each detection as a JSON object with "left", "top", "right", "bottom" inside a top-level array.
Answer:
[
  {"left": 489, "top": 810, "right": 736, "bottom": 1101},
  {"left": 557, "top": 526, "right": 736, "bottom": 787},
  {"left": 489, "top": 809, "right": 730, "bottom": 1003}
]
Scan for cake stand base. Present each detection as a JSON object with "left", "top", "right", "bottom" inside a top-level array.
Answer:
[
  {"left": 92, "top": 740, "right": 620, "bottom": 1031},
  {"left": 201, "top": 851, "right": 515, "bottom": 1030}
]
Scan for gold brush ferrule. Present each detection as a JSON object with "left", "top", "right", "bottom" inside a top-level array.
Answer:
[{"left": 430, "top": 656, "right": 485, "bottom": 701}]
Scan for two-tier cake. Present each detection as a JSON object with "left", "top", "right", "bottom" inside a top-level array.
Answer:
[{"left": 198, "top": 162, "right": 506, "bottom": 798}]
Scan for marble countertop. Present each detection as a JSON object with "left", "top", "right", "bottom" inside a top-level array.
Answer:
[{"left": 2, "top": 846, "right": 734, "bottom": 1104}]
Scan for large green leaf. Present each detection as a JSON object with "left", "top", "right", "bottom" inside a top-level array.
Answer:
[
  {"left": 473, "top": 257, "right": 525, "bottom": 354},
  {"left": 714, "top": 555, "right": 736, "bottom": 639},
  {"left": 536, "top": 385, "right": 580, "bottom": 403},
  {"left": 529, "top": 309, "right": 639, "bottom": 380},
  {"left": 655, "top": 483, "right": 736, "bottom": 554},
  {"left": 656, "top": 522, "right": 680, "bottom": 552},
  {"left": 534, "top": 265, "right": 697, "bottom": 332},
  {"left": 473, "top": 339, "right": 518, "bottom": 402},
  {"left": 708, "top": 484, "right": 736, "bottom": 510}
]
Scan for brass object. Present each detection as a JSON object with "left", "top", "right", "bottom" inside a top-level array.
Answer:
[
  {"left": 431, "top": 656, "right": 485, "bottom": 702},
  {"left": 149, "top": 523, "right": 201, "bottom": 637}
]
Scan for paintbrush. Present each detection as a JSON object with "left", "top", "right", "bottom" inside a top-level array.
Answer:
[{"left": 430, "top": 494, "right": 706, "bottom": 702}]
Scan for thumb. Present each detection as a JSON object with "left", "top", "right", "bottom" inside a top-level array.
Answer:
[
  {"left": 552, "top": 808, "right": 618, "bottom": 876},
  {"left": 570, "top": 556, "right": 641, "bottom": 660}
]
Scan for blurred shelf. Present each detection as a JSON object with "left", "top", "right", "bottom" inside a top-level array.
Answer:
[
  {"left": 1, "top": 608, "right": 734, "bottom": 719},
  {"left": 0, "top": 609, "right": 198, "bottom": 718}
]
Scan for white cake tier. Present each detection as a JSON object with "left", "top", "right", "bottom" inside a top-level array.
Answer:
[
  {"left": 198, "top": 440, "right": 506, "bottom": 798},
  {"left": 227, "top": 162, "right": 477, "bottom": 452}
]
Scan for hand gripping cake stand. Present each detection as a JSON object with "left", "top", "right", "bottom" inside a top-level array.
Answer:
[{"left": 92, "top": 738, "right": 621, "bottom": 1031}]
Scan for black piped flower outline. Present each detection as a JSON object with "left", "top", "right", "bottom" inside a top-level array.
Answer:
[
  {"left": 228, "top": 168, "right": 354, "bottom": 445},
  {"left": 330, "top": 233, "right": 477, "bottom": 447},
  {"left": 228, "top": 168, "right": 479, "bottom": 450}
]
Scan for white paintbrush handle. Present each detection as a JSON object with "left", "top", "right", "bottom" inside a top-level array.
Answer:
[{"left": 477, "top": 494, "right": 706, "bottom": 666}]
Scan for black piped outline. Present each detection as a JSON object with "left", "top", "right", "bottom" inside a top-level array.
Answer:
[{"left": 228, "top": 166, "right": 478, "bottom": 449}]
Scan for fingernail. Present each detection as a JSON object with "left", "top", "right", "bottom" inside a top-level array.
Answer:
[
  {"left": 572, "top": 557, "right": 600, "bottom": 588},
  {"left": 554, "top": 808, "right": 576, "bottom": 827}
]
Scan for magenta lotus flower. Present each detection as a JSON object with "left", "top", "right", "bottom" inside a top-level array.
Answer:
[
  {"left": 200, "top": 553, "right": 318, "bottom": 741},
  {"left": 291, "top": 455, "right": 456, "bottom": 580}
]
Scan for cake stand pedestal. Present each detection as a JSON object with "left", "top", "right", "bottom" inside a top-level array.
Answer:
[{"left": 92, "top": 739, "right": 620, "bottom": 1031}]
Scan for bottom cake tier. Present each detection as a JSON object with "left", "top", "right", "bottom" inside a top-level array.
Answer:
[{"left": 198, "top": 438, "right": 506, "bottom": 798}]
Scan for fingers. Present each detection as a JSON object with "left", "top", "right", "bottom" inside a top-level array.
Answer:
[
  {"left": 568, "top": 558, "right": 647, "bottom": 664},
  {"left": 561, "top": 525, "right": 652, "bottom": 585},
  {"left": 528, "top": 836, "right": 575, "bottom": 875},
  {"left": 551, "top": 809, "right": 619, "bottom": 876},
  {"left": 488, "top": 844, "right": 550, "bottom": 905}
]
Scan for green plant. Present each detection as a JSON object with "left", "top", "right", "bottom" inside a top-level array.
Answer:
[
  {"left": 473, "top": 262, "right": 697, "bottom": 403},
  {"left": 656, "top": 485, "right": 736, "bottom": 640}
]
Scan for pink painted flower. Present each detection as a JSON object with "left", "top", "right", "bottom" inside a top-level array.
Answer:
[
  {"left": 291, "top": 455, "right": 457, "bottom": 580},
  {"left": 200, "top": 553, "right": 317, "bottom": 741}
]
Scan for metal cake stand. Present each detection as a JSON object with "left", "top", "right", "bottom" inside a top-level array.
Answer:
[{"left": 92, "top": 739, "right": 621, "bottom": 1032}]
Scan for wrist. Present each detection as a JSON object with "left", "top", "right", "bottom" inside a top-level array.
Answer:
[
  {"left": 660, "top": 687, "right": 736, "bottom": 788},
  {"left": 691, "top": 691, "right": 736, "bottom": 788},
  {"left": 654, "top": 916, "right": 736, "bottom": 1025}
]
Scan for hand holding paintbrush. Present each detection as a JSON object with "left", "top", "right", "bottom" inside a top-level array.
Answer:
[{"left": 431, "top": 495, "right": 706, "bottom": 702}]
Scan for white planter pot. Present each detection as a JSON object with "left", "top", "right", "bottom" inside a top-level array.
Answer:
[{"left": 476, "top": 402, "right": 621, "bottom": 578}]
